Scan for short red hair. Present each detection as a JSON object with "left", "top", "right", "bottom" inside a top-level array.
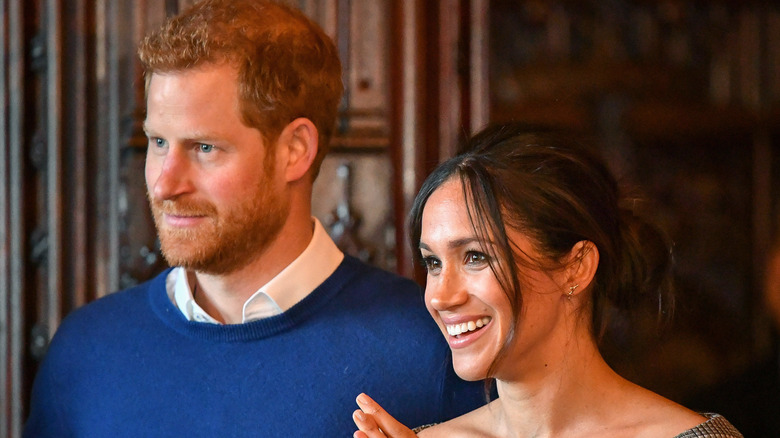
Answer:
[{"left": 138, "top": 0, "right": 344, "bottom": 178}]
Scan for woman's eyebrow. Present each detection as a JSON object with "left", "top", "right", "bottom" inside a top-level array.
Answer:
[{"left": 420, "top": 237, "right": 492, "bottom": 251}]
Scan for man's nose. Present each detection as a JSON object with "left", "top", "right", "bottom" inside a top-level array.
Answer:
[{"left": 147, "top": 147, "right": 194, "bottom": 201}]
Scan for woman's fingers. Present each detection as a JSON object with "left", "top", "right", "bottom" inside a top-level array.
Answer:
[
  {"left": 353, "top": 408, "right": 385, "bottom": 437},
  {"left": 353, "top": 393, "right": 418, "bottom": 438}
]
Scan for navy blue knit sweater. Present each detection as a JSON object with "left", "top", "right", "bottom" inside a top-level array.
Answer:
[{"left": 24, "top": 256, "right": 485, "bottom": 437}]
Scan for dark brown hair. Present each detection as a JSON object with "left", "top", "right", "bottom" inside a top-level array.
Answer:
[
  {"left": 409, "top": 123, "right": 674, "bottom": 376},
  {"left": 138, "top": 0, "right": 343, "bottom": 178}
]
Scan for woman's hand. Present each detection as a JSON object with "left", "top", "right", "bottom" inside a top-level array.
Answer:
[{"left": 352, "top": 393, "right": 419, "bottom": 438}]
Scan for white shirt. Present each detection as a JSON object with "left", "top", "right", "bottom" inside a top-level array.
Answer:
[{"left": 165, "top": 217, "right": 344, "bottom": 324}]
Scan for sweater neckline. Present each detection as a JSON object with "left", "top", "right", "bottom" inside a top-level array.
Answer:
[{"left": 148, "top": 256, "right": 361, "bottom": 343}]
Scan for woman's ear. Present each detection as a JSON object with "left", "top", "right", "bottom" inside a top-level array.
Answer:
[
  {"left": 277, "top": 117, "right": 318, "bottom": 183},
  {"left": 565, "top": 240, "right": 599, "bottom": 297}
]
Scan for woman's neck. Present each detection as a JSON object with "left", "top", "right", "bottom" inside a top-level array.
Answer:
[{"left": 490, "top": 336, "right": 628, "bottom": 438}]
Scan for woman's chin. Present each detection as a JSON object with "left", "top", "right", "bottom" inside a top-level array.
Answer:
[{"left": 453, "top": 362, "right": 490, "bottom": 382}]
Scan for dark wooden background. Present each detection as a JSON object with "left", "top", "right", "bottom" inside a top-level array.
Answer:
[{"left": 2, "top": 1, "right": 779, "bottom": 436}]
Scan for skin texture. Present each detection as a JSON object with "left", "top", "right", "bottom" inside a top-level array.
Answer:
[
  {"left": 144, "top": 62, "right": 319, "bottom": 324},
  {"left": 353, "top": 179, "right": 706, "bottom": 438}
]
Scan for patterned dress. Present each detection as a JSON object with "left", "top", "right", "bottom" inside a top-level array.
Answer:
[
  {"left": 675, "top": 413, "right": 743, "bottom": 438},
  {"left": 413, "top": 413, "right": 743, "bottom": 437}
]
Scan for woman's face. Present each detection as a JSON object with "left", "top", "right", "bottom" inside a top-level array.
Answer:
[{"left": 420, "top": 179, "right": 570, "bottom": 382}]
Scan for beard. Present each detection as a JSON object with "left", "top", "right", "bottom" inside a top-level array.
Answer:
[{"left": 148, "top": 171, "right": 289, "bottom": 275}]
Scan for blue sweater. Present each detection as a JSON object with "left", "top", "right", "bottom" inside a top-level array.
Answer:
[{"left": 24, "top": 256, "right": 485, "bottom": 437}]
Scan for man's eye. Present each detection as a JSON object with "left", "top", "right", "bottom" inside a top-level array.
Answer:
[
  {"left": 154, "top": 138, "right": 165, "bottom": 147},
  {"left": 199, "top": 144, "right": 214, "bottom": 153}
]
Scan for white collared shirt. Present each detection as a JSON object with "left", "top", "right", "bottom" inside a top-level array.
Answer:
[{"left": 165, "top": 217, "right": 344, "bottom": 324}]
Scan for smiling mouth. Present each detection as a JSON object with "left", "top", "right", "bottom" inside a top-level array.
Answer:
[{"left": 446, "top": 316, "right": 492, "bottom": 337}]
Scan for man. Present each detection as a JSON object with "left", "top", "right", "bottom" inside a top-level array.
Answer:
[{"left": 23, "top": 1, "right": 484, "bottom": 436}]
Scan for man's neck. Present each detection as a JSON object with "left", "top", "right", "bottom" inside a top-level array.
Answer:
[{"left": 190, "top": 216, "right": 314, "bottom": 324}]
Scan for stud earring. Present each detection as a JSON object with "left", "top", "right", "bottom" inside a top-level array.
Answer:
[{"left": 567, "top": 284, "right": 579, "bottom": 299}]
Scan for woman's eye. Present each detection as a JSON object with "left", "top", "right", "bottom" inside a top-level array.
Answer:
[
  {"left": 422, "top": 256, "right": 441, "bottom": 273},
  {"left": 465, "top": 251, "right": 487, "bottom": 265},
  {"left": 199, "top": 143, "right": 214, "bottom": 153},
  {"left": 153, "top": 138, "right": 165, "bottom": 147}
]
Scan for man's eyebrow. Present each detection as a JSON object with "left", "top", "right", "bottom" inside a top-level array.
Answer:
[{"left": 139, "top": 125, "right": 222, "bottom": 142}]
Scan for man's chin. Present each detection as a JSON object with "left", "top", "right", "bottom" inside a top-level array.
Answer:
[
  {"left": 160, "top": 252, "right": 203, "bottom": 271},
  {"left": 159, "top": 239, "right": 210, "bottom": 269},
  {"left": 159, "top": 244, "right": 247, "bottom": 275}
]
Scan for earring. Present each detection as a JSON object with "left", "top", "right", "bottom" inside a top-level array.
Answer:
[{"left": 567, "top": 284, "right": 579, "bottom": 299}]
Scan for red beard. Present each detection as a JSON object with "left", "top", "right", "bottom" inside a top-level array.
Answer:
[{"left": 148, "top": 177, "right": 289, "bottom": 275}]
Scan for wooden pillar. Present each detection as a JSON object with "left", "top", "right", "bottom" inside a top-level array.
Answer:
[
  {"left": 2, "top": 1, "right": 28, "bottom": 435},
  {"left": 390, "top": 0, "right": 489, "bottom": 278},
  {"left": 391, "top": 0, "right": 428, "bottom": 278}
]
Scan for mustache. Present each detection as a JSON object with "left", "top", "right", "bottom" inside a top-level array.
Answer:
[{"left": 150, "top": 198, "right": 217, "bottom": 216}]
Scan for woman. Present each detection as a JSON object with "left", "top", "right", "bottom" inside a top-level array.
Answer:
[{"left": 353, "top": 124, "right": 742, "bottom": 437}]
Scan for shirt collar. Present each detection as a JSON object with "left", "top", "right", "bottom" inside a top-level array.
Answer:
[
  {"left": 171, "top": 268, "right": 221, "bottom": 324},
  {"left": 242, "top": 217, "right": 343, "bottom": 320},
  {"left": 168, "top": 217, "right": 344, "bottom": 324}
]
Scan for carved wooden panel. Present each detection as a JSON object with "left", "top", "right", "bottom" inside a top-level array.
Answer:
[{"left": 288, "top": 0, "right": 391, "bottom": 148}]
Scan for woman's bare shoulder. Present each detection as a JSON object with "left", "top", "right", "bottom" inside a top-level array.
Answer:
[
  {"left": 613, "top": 385, "right": 708, "bottom": 437},
  {"left": 418, "top": 403, "right": 497, "bottom": 438}
]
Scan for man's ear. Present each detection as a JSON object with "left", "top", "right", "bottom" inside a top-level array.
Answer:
[
  {"left": 565, "top": 240, "right": 599, "bottom": 297},
  {"left": 277, "top": 117, "right": 318, "bottom": 183}
]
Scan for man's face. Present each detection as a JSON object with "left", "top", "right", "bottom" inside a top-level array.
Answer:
[{"left": 143, "top": 64, "right": 289, "bottom": 274}]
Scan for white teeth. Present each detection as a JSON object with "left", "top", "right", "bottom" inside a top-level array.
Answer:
[{"left": 446, "top": 316, "right": 491, "bottom": 337}]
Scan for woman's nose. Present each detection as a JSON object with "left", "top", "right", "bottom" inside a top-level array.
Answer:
[{"left": 426, "top": 269, "right": 469, "bottom": 311}]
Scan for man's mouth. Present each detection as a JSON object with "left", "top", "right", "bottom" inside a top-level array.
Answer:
[{"left": 446, "top": 316, "right": 491, "bottom": 337}]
